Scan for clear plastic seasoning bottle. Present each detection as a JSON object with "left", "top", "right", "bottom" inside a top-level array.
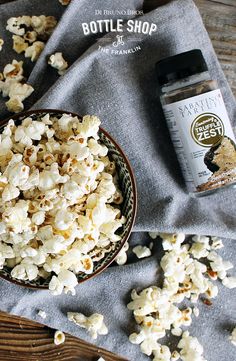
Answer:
[{"left": 156, "top": 49, "right": 236, "bottom": 195}]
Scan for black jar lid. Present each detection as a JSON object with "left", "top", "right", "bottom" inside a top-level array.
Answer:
[{"left": 155, "top": 49, "right": 208, "bottom": 86}]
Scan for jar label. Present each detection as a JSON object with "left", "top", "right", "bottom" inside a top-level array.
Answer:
[{"left": 163, "top": 89, "right": 236, "bottom": 193}]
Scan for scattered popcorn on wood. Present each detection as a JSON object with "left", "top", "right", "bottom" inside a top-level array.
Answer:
[
  {"left": 0, "top": 38, "right": 4, "bottom": 51},
  {"left": 48, "top": 52, "right": 68, "bottom": 75},
  {"left": 132, "top": 245, "right": 151, "bottom": 259},
  {"left": 0, "top": 114, "right": 124, "bottom": 295},
  {"left": 54, "top": 330, "right": 65, "bottom": 345},
  {"left": 38, "top": 310, "right": 47, "bottom": 319},
  {"left": 230, "top": 327, "right": 236, "bottom": 347},
  {"left": 67, "top": 312, "right": 108, "bottom": 340},
  {"left": 115, "top": 241, "right": 129, "bottom": 265}
]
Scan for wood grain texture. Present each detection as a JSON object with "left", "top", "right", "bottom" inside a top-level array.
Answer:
[
  {"left": 0, "top": 1, "right": 235, "bottom": 360},
  {"left": 0, "top": 311, "right": 127, "bottom": 361}
]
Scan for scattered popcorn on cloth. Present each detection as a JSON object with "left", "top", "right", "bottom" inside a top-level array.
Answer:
[
  {"left": 128, "top": 233, "right": 236, "bottom": 360},
  {"left": 6, "top": 15, "right": 57, "bottom": 60},
  {"left": 0, "top": 60, "right": 34, "bottom": 112}
]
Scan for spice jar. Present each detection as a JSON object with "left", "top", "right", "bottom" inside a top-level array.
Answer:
[{"left": 156, "top": 49, "right": 236, "bottom": 195}]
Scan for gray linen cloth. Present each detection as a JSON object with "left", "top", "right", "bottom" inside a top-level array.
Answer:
[{"left": 0, "top": 0, "right": 235, "bottom": 360}]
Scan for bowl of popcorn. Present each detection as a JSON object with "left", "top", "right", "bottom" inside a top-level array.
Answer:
[{"left": 0, "top": 109, "right": 137, "bottom": 295}]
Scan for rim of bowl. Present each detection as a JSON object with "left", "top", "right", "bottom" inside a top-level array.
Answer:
[{"left": 0, "top": 109, "right": 137, "bottom": 289}]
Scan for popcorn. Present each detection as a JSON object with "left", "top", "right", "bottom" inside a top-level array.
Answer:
[
  {"left": 2, "top": 184, "right": 20, "bottom": 202},
  {"left": 54, "top": 209, "right": 74, "bottom": 230},
  {"left": 6, "top": 17, "right": 27, "bottom": 36},
  {"left": 32, "top": 211, "right": 45, "bottom": 225},
  {"left": 148, "top": 232, "right": 159, "bottom": 239},
  {"left": 210, "top": 236, "right": 224, "bottom": 250},
  {"left": 193, "top": 307, "right": 199, "bottom": 317},
  {"left": 38, "top": 310, "right": 47, "bottom": 319},
  {"left": 54, "top": 330, "right": 65, "bottom": 345},
  {"left": 153, "top": 345, "right": 172, "bottom": 361},
  {"left": 178, "top": 331, "right": 206, "bottom": 361},
  {"left": 115, "top": 241, "right": 129, "bottom": 265},
  {"left": 5, "top": 97, "right": 24, "bottom": 113},
  {"left": 6, "top": 82, "right": 34, "bottom": 113},
  {"left": 11, "top": 263, "right": 38, "bottom": 281},
  {"left": 0, "top": 60, "right": 34, "bottom": 113},
  {"left": 160, "top": 233, "right": 185, "bottom": 251},
  {"left": 0, "top": 114, "right": 124, "bottom": 295},
  {"left": 189, "top": 235, "right": 210, "bottom": 259},
  {"left": 24, "top": 31, "right": 37, "bottom": 43},
  {"left": 222, "top": 276, "right": 236, "bottom": 289},
  {"left": 3, "top": 60, "right": 23, "bottom": 81},
  {"left": 24, "top": 41, "right": 45, "bottom": 61},
  {"left": 67, "top": 312, "right": 108, "bottom": 340},
  {"left": 31, "top": 15, "right": 57, "bottom": 37},
  {"left": 0, "top": 38, "right": 4, "bottom": 51},
  {"left": 12, "top": 35, "right": 28, "bottom": 53},
  {"left": 49, "top": 269, "right": 78, "bottom": 295},
  {"left": 48, "top": 52, "right": 68, "bottom": 75},
  {"left": 7, "top": 15, "right": 57, "bottom": 38},
  {"left": 38, "top": 163, "right": 69, "bottom": 191},
  {"left": 230, "top": 327, "right": 236, "bottom": 347},
  {"left": 207, "top": 251, "right": 233, "bottom": 280},
  {"left": 3, "top": 200, "right": 31, "bottom": 233},
  {"left": 133, "top": 245, "right": 152, "bottom": 259}
]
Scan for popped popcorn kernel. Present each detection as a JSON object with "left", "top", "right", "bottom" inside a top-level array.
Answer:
[
  {"left": 54, "top": 330, "right": 65, "bottom": 345},
  {"left": 67, "top": 312, "right": 108, "bottom": 340},
  {"left": 48, "top": 52, "right": 68, "bottom": 75},
  {"left": 38, "top": 310, "right": 47, "bottom": 319},
  {"left": 133, "top": 245, "right": 152, "bottom": 259}
]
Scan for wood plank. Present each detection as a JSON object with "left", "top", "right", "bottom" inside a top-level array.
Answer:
[{"left": 0, "top": 311, "right": 127, "bottom": 361}]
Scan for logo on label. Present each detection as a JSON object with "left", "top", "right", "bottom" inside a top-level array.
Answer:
[{"left": 191, "top": 113, "right": 225, "bottom": 147}]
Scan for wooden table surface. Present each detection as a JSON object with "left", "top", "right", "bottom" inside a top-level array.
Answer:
[{"left": 0, "top": 1, "right": 235, "bottom": 361}]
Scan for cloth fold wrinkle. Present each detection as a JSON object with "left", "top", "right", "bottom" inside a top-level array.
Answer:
[{"left": 0, "top": 0, "right": 236, "bottom": 360}]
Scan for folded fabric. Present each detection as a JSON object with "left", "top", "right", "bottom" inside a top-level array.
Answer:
[{"left": 0, "top": 0, "right": 235, "bottom": 360}]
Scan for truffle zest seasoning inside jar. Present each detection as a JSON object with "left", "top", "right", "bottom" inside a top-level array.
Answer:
[{"left": 156, "top": 49, "right": 236, "bottom": 195}]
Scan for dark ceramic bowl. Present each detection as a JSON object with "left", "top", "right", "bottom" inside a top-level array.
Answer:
[{"left": 0, "top": 109, "right": 137, "bottom": 289}]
